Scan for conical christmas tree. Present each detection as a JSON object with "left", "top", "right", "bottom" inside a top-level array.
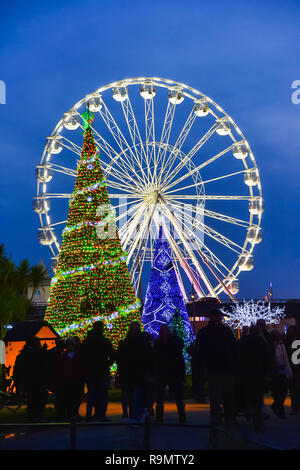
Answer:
[
  {"left": 142, "top": 227, "right": 194, "bottom": 346},
  {"left": 45, "top": 127, "right": 141, "bottom": 347}
]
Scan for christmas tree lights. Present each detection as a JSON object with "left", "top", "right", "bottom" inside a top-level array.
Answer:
[
  {"left": 171, "top": 308, "right": 189, "bottom": 360},
  {"left": 45, "top": 127, "right": 141, "bottom": 347},
  {"left": 142, "top": 226, "right": 194, "bottom": 347},
  {"left": 221, "top": 300, "right": 285, "bottom": 329}
]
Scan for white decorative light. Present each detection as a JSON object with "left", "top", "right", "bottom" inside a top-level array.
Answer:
[{"left": 221, "top": 300, "right": 285, "bottom": 329}]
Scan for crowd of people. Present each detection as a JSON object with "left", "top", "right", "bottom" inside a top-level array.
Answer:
[{"left": 11, "top": 309, "right": 300, "bottom": 433}]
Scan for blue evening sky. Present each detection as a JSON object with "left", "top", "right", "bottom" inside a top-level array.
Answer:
[{"left": 0, "top": 0, "right": 299, "bottom": 300}]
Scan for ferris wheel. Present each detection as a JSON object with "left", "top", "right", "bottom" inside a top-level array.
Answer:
[{"left": 34, "top": 77, "right": 263, "bottom": 300}]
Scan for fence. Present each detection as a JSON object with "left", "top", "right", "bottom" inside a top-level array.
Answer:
[{"left": 0, "top": 417, "right": 275, "bottom": 451}]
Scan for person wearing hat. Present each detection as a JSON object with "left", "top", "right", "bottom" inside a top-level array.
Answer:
[{"left": 194, "top": 308, "right": 237, "bottom": 431}]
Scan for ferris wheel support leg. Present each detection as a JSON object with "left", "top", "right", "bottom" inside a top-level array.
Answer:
[
  {"left": 162, "top": 202, "right": 217, "bottom": 299},
  {"left": 158, "top": 218, "right": 206, "bottom": 299}
]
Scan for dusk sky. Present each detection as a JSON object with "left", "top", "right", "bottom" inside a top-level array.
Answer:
[{"left": 1, "top": 0, "right": 300, "bottom": 300}]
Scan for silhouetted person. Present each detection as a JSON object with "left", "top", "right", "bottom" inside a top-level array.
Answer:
[
  {"left": 153, "top": 324, "right": 186, "bottom": 424},
  {"left": 284, "top": 325, "right": 300, "bottom": 415},
  {"left": 13, "top": 338, "right": 47, "bottom": 422},
  {"left": 187, "top": 340, "right": 206, "bottom": 403},
  {"left": 117, "top": 321, "right": 152, "bottom": 423},
  {"left": 238, "top": 324, "right": 270, "bottom": 431},
  {"left": 80, "top": 321, "right": 115, "bottom": 422},
  {"left": 195, "top": 308, "right": 237, "bottom": 431},
  {"left": 269, "top": 329, "right": 293, "bottom": 419},
  {"left": 46, "top": 338, "right": 64, "bottom": 416},
  {"left": 56, "top": 337, "right": 84, "bottom": 421},
  {"left": 116, "top": 338, "right": 130, "bottom": 419}
]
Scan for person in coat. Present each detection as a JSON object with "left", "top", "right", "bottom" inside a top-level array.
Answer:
[
  {"left": 269, "top": 329, "right": 293, "bottom": 419},
  {"left": 56, "top": 337, "right": 84, "bottom": 421},
  {"left": 117, "top": 321, "right": 152, "bottom": 423},
  {"left": 284, "top": 325, "right": 300, "bottom": 415},
  {"left": 194, "top": 308, "right": 237, "bottom": 431},
  {"left": 238, "top": 324, "right": 270, "bottom": 431},
  {"left": 13, "top": 337, "right": 48, "bottom": 422},
  {"left": 153, "top": 324, "right": 186, "bottom": 424},
  {"left": 80, "top": 321, "right": 115, "bottom": 422}
]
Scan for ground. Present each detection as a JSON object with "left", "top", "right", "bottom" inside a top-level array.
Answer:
[{"left": 0, "top": 397, "right": 299, "bottom": 450}]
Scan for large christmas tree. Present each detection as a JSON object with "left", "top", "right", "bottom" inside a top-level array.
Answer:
[
  {"left": 45, "top": 127, "right": 141, "bottom": 347},
  {"left": 142, "top": 226, "right": 194, "bottom": 346}
]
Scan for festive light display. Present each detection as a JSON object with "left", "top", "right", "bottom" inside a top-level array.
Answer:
[
  {"left": 142, "top": 226, "right": 194, "bottom": 347},
  {"left": 45, "top": 128, "right": 141, "bottom": 347},
  {"left": 221, "top": 300, "right": 285, "bottom": 329}
]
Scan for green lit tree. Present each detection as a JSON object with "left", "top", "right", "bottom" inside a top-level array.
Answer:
[
  {"left": 170, "top": 308, "right": 189, "bottom": 359},
  {"left": 44, "top": 128, "right": 141, "bottom": 347}
]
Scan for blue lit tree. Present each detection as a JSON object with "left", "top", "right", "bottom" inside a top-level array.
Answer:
[{"left": 142, "top": 226, "right": 195, "bottom": 349}]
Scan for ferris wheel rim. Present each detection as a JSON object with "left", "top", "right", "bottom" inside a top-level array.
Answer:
[{"left": 35, "top": 76, "right": 263, "bottom": 299}]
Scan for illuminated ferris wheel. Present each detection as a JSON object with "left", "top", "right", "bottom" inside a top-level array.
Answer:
[{"left": 34, "top": 77, "right": 263, "bottom": 300}]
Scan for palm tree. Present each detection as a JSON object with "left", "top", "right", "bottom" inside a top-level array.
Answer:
[
  {"left": 0, "top": 248, "right": 50, "bottom": 340},
  {"left": 27, "top": 264, "right": 50, "bottom": 303}
]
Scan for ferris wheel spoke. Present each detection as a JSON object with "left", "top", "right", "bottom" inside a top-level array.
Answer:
[
  {"left": 173, "top": 260, "right": 189, "bottom": 301},
  {"left": 105, "top": 179, "right": 141, "bottom": 193},
  {"left": 166, "top": 168, "right": 252, "bottom": 195},
  {"left": 201, "top": 208, "right": 254, "bottom": 228},
  {"left": 161, "top": 123, "right": 217, "bottom": 188},
  {"left": 109, "top": 193, "right": 145, "bottom": 199},
  {"left": 155, "top": 101, "right": 176, "bottom": 185},
  {"left": 97, "top": 101, "right": 149, "bottom": 185},
  {"left": 144, "top": 97, "right": 156, "bottom": 175},
  {"left": 169, "top": 194, "right": 257, "bottom": 201},
  {"left": 76, "top": 113, "right": 144, "bottom": 184},
  {"left": 41, "top": 193, "right": 72, "bottom": 199},
  {"left": 102, "top": 162, "right": 141, "bottom": 189},
  {"left": 90, "top": 128, "right": 146, "bottom": 188},
  {"left": 115, "top": 200, "right": 144, "bottom": 227},
  {"left": 120, "top": 95, "right": 149, "bottom": 171},
  {"left": 46, "top": 163, "right": 77, "bottom": 177},
  {"left": 48, "top": 220, "right": 68, "bottom": 227},
  {"left": 166, "top": 198, "right": 248, "bottom": 257},
  {"left": 158, "top": 107, "right": 197, "bottom": 185},
  {"left": 158, "top": 216, "right": 207, "bottom": 298},
  {"left": 161, "top": 201, "right": 217, "bottom": 297},
  {"left": 168, "top": 199, "right": 254, "bottom": 228},
  {"left": 164, "top": 204, "right": 237, "bottom": 299},
  {"left": 121, "top": 204, "right": 146, "bottom": 250},
  {"left": 165, "top": 202, "right": 233, "bottom": 276},
  {"left": 152, "top": 214, "right": 189, "bottom": 301},
  {"left": 179, "top": 220, "right": 230, "bottom": 279},
  {"left": 126, "top": 201, "right": 158, "bottom": 265},
  {"left": 130, "top": 220, "right": 151, "bottom": 276},
  {"left": 163, "top": 143, "right": 236, "bottom": 192},
  {"left": 55, "top": 136, "right": 82, "bottom": 157}
]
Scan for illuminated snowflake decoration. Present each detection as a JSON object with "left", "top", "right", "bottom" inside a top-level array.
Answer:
[{"left": 221, "top": 300, "right": 285, "bottom": 329}]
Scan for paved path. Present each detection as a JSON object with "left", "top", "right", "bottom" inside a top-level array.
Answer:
[{"left": 0, "top": 400, "right": 299, "bottom": 450}]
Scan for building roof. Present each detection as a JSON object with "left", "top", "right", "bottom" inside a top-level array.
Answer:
[{"left": 4, "top": 321, "right": 60, "bottom": 343}]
